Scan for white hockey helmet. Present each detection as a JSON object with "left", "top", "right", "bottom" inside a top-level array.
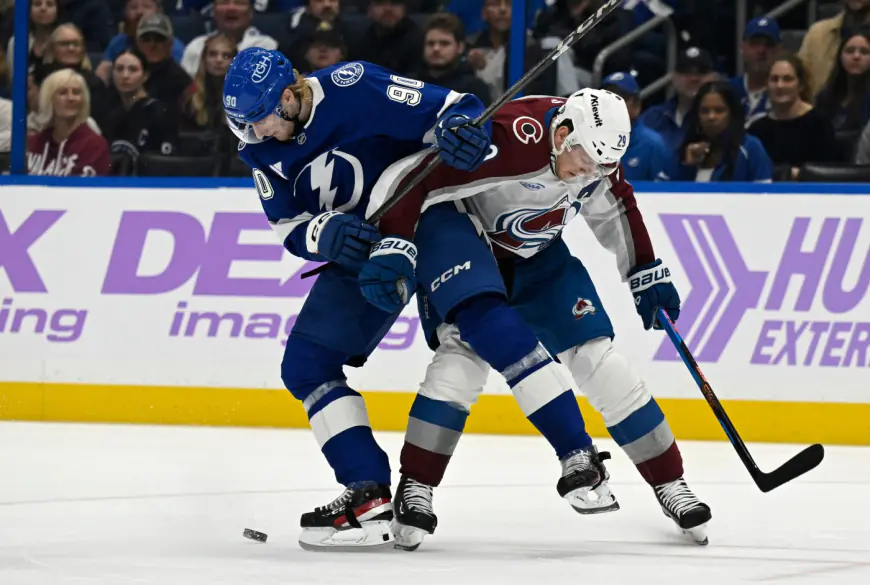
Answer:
[{"left": 550, "top": 89, "right": 632, "bottom": 178}]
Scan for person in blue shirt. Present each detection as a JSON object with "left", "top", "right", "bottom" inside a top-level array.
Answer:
[
  {"left": 637, "top": 46, "right": 718, "bottom": 155},
  {"left": 223, "top": 48, "right": 601, "bottom": 551},
  {"left": 661, "top": 80, "right": 773, "bottom": 182},
  {"left": 446, "top": 0, "right": 546, "bottom": 36},
  {"left": 95, "top": 0, "right": 187, "bottom": 84},
  {"left": 601, "top": 71, "right": 668, "bottom": 181},
  {"left": 728, "top": 16, "right": 781, "bottom": 126}
]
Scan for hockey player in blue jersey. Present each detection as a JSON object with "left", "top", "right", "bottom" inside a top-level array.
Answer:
[{"left": 224, "top": 47, "right": 613, "bottom": 551}]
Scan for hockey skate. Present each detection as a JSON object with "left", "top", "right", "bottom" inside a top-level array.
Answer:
[
  {"left": 298, "top": 483, "right": 395, "bottom": 551},
  {"left": 557, "top": 445, "right": 620, "bottom": 514},
  {"left": 391, "top": 475, "right": 437, "bottom": 551},
  {"left": 653, "top": 477, "right": 711, "bottom": 545}
]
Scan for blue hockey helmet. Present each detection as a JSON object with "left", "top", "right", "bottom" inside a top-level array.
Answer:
[{"left": 223, "top": 47, "right": 296, "bottom": 128}]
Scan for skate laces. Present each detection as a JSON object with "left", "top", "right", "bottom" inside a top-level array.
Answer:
[
  {"left": 404, "top": 479, "right": 434, "bottom": 515},
  {"left": 561, "top": 447, "right": 595, "bottom": 476},
  {"left": 317, "top": 488, "right": 353, "bottom": 514},
  {"left": 655, "top": 478, "right": 700, "bottom": 517}
]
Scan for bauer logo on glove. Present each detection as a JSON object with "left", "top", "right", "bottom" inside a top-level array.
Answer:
[
  {"left": 629, "top": 265, "right": 671, "bottom": 291},
  {"left": 627, "top": 259, "right": 680, "bottom": 330}
]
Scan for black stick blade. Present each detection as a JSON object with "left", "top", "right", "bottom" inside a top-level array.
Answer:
[{"left": 755, "top": 443, "right": 825, "bottom": 493}]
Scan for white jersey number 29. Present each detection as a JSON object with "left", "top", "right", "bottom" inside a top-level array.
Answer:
[{"left": 386, "top": 75, "right": 424, "bottom": 106}]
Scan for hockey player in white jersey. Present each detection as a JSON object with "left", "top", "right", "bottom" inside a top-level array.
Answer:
[{"left": 365, "top": 89, "right": 712, "bottom": 549}]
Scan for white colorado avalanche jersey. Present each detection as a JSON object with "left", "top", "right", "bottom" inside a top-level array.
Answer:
[{"left": 370, "top": 96, "right": 656, "bottom": 279}]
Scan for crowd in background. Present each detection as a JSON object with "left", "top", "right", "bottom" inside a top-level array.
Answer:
[{"left": 1, "top": 0, "right": 870, "bottom": 183}]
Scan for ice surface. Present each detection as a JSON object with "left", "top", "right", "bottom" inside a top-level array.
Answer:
[{"left": 1, "top": 422, "right": 868, "bottom": 585}]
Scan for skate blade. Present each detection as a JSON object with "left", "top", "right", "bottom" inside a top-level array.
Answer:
[
  {"left": 564, "top": 483, "right": 620, "bottom": 515},
  {"left": 680, "top": 523, "right": 709, "bottom": 546},
  {"left": 298, "top": 520, "right": 394, "bottom": 552},
  {"left": 391, "top": 519, "right": 428, "bottom": 552}
]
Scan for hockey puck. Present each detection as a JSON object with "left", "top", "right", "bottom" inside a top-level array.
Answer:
[{"left": 243, "top": 528, "right": 268, "bottom": 543}]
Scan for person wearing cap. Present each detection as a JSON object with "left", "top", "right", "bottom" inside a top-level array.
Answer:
[
  {"left": 181, "top": 0, "right": 278, "bottom": 78},
  {"left": 347, "top": 0, "right": 425, "bottom": 77},
  {"left": 136, "top": 13, "right": 193, "bottom": 121},
  {"left": 728, "top": 17, "right": 781, "bottom": 125},
  {"left": 301, "top": 27, "right": 345, "bottom": 74},
  {"left": 95, "top": 0, "right": 187, "bottom": 85},
  {"left": 637, "top": 46, "right": 719, "bottom": 155},
  {"left": 799, "top": 0, "right": 870, "bottom": 97},
  {"left": 601, "top": 71, "right": 667, "bottom": 181}
]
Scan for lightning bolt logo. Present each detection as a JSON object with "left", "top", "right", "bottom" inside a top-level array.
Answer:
[{"left": 308, "top": 151, "right": 339, "bottom": 211}]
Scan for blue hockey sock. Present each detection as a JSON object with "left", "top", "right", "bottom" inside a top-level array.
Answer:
[
  {"left": 452, "top": 295, "right": 592, "bottom": 458},
  {"left": 283, "top": 337, "right": 391, "bottom": 486}
]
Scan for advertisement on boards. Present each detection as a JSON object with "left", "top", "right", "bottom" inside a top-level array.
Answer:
[{"left": 1, "top": 186, "right": 869, "bottom": 405}]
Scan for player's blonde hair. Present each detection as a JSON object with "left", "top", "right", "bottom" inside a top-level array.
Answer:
[{"left": 35, "top": 68, "right": 91, "bottom": 131}]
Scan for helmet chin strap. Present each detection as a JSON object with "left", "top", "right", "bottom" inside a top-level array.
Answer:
[{"left": 277, "top": 83, "right": 312, "bottom": 139}]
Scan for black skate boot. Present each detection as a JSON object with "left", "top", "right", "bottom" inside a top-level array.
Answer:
[
  {"left": 653, "top": 477, "right": 712, "bottom": 545},
  {"left": 557, "top": 445, "right": 620, "bottom": 514},
  {"left": 298, "top": 483, "right": 394, "bottom": 551},
  {"left": 391, "top": 475, "right": 437, "bottom": 552}
]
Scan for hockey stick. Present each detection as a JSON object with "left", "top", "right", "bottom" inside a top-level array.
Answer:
[
  {"left": 301, "top": 0, "right": 624, "bottom": 280},
  {"left": 656, "top": 307, "right": 824, "bottom": 493},
  {"left": 366, "top": 0, "right": 625, "bottom": 224}
]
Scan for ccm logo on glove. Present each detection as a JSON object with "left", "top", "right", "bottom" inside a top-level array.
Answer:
[
  {"left": 629, "top": 265, "right": 671, "bottom": 292},
  {"left": 306, "top": 211, "right": 342, "bottom": 254}
]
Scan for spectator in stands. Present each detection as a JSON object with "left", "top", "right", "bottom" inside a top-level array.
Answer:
[
  {"left": 661, "top": 80, "right": 772, "bottom": 182},
  {"left": 815, "top": 29, "right": 870, "bottom": 142},
  {"left": 167, "top": 0, "right": 305, "bottom": 15},
  {"left": 60, "top": 0, "right": 114, "bottom": 53},
  {"left": 348, "top": 0, "right": 423, "bottom": 77},
  {"left": 103, "top": 48, "right": 177, "bottom": 164},
  {"left": 6, "top": 0, "right": 62, "bottom": 77},
  {"left": 446, "top": 0, "right": 546, "bottom": 37},
  {"left": 466, "top": 0, "right": 554, "bottom": 104},
  {"left": 181, "top": 0, "right": 278, "bottom": 77},
  {"left": 413, "top": 13, "right": 490, "bottom": 106},
  {"left": 748, "top": 53, "right": 841, "bottom": 180},
  {"left": 600, "top": 71, "right": 667, "bottom": 182},
  {"left": 854, "top": 117, "right": 870, "bottom": 163},
  {"left": 38, "top": 23, "right": 111, "bottom": 129},
  {"left": 0, "top": 96, "right": 10, "bottom": 151},
  {"left": 799, "top": 0, "right": 870, "bottom": 97},
  {"left": 298, "top": 27, "right": 344, "bottom": 74},
  {"left": 96, "top": 0, "right": 186, "bottom": 84},
  {"left": 284, "top": 0, "right": 358, "bottom": 66},
  {"left": 533, "top": 0, "right": 631, "bottom": 94},
  {"left": 27, "top": 68, "right": 109, "bottom": 176},
  {"left": 136, "top": 14, "right": 193, "bottom": 120},
  {"left": 729, "top": 17, "right": 781, "bottom": 126},
  {"left": 0, "top": 47, "right": 8, "bottom": 98},
  {"left": 181, "top": 33, "right": 237, "bottom": 130},
  {"left": 637, "top": 46, "right": 718, "bottom": 155}
]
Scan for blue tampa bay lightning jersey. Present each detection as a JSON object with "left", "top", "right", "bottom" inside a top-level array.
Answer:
[{"left": 237, "top": 61, "right": 487, "bottom": 262}]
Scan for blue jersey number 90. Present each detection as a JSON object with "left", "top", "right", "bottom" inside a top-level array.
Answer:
[{"left": 387, "top": 75, "right": 424, "bottom": 107}]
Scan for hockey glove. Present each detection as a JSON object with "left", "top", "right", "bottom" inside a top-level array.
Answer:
[
  {"left": 435, "top": 113, "right": 491, "bottom": 172},
  {"left": 359, "top": 237, "right": 417, "bottom": 313},
  {"left": 628, "top": 259, "right": 681, "bottom": 330},
  {"left": 306, "top": 211, "right": 381, "bottom": 271}
]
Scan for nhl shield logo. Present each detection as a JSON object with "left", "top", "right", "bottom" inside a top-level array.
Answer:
[{"left": 572, "top": 298, "right": 597, "bottom": 319}]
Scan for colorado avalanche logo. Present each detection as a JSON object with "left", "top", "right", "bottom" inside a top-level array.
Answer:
[
  {"left": 572, "top": 298, "right": 597, "bottom": 319},
  {"left": 488, "top": 195, "right": 582, "bottom": 252}
]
